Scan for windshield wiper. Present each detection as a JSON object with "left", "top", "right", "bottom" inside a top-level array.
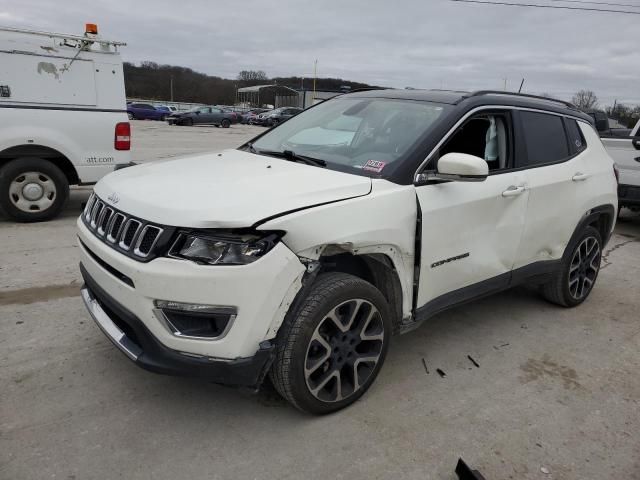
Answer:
[{"left": 252, "top": 148, "right": 327, "bottom": 168}]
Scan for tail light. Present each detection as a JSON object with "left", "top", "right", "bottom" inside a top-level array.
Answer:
[
  {"left": 115, "top": 122, "right": 131, "bottom": 150},
  {"left": 613, "top": 164, "right": 619, "bottom": 184}
]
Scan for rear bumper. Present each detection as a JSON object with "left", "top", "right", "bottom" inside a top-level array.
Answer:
[
  {"left": 618, "top": 184, "right": 640, "bottom": 207},
  {"left": 80, "top": 263, "right": 275, "bottom": 387}
]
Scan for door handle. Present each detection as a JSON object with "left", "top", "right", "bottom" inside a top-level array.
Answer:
[
  {"left": 502, "top": 185, "right": 525, "bottom": 197},
  {"left": 572, "top": 172, "right": 590, "bottom": 182}
]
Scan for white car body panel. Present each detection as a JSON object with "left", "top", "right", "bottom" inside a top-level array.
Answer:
[
  {"left": 95, "top": 150, "right": 372, "bottom": 228},
  {"left": 260, "top": 179, "right": 417, "bottom": 319},
  {"left": 0, "top": 27, "right": 131, "bottom": 183},
  {"left": 415, "top": 171, "right": 529, "bottom": 305}
]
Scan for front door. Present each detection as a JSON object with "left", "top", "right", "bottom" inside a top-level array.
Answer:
[{"left": 414, "top": 109, "right": 529, "bottom": 308}]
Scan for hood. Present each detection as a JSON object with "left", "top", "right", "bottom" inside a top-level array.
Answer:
[{"left": 94, "top": 149, "right": 372, "bottom": 228}]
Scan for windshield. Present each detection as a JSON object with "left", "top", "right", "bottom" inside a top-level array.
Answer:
[{"left": 249, "top": 97, "right": 448, "bottom": 176}]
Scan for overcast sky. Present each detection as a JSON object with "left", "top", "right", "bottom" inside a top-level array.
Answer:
[{"left": 1, "top": 0, "right": 638, "bottom": 105}]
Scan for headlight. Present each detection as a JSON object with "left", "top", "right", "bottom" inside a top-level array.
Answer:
[{"left": 168, "top": 231, "right": 281, "bottom": 265}]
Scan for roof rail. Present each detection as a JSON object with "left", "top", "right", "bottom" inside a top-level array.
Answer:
[
  {"left": 465, "top": 90, "right": 577, "bottom": 110},
  {"left": 347, "top": 87, "right": 389, "bottom": 93},
  {"left": 0, "top": 26, "right": 126, "bottom": 47}
]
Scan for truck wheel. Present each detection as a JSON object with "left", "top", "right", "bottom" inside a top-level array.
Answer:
[
  {"left": 270, "top": 272, "right": 391, "bottom": 414},
  {"left": 541, "top": 226, "right": 602, "bottom": 307},
  {"left": 221, "top": 119, "right": 231, "bottom": 128},
  {"left": 0, "top": 157, "right": 69, "bottom": 222}
]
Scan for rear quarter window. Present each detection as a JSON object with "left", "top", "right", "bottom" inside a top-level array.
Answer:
[
  {"left": 519, "top": 111, "right": 570, "bottom": 167},
  {"left": 564, "top": 119, "right": 587, "bottom": 154}
]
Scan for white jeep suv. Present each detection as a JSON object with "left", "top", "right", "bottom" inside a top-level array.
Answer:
[{"left": 78, "top": 90, "right": 618, "bottom": 414}]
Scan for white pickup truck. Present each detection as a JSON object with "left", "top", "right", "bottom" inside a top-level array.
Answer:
[
  {"left": 590, "top": 112, "right": 640, "bottom": 210},
  {"left": 0, "top": 24, "right": 131, "bottom": 222}
]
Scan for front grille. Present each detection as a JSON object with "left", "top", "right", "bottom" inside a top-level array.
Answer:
[{"left": 82, "top": 193, "right": 170, "bottom": 262}]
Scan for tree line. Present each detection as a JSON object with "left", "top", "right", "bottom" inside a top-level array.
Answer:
[
  {"left": 124, "top": 63, "right": 374, "bottom": 105},
  {"left": 571, "top": 89, "right": 639, "bottom": 128}
]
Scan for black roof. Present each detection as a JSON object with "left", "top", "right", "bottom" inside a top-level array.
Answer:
[{"left": 345, "top": 88, "right": 593, "bottom": 123}]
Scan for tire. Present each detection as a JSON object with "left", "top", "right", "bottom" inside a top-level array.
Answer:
[
  {"left": 221, "top": 119, "right": 231, "bottom": 128},
  {"left": 182, "top": 118, "right": 193, "bottom": 126},
  {"left": 0, "top": 157, "right": 69, "bottom": 222},
  {"left": 270, "top": 272, "right": 392, "bottom": 415},
  {"left": 541, "top": 226, "right": 602, "bottom": 307},
  {"left": 127, "top": 112, "right": 135, "bottom": 120},
  {"left": 160, "top": 114, "right": 167, "bottom": 121}
]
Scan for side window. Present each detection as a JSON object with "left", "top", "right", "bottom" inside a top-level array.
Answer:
[
  {"left": 438, "top": 112, "right": 512, "bottom": 172},
  {"left": 519, "top": 111, "right": 569, "bottom": 167},
  {"left": 565, "top": 119, "right": 587, "bottom": 154}
]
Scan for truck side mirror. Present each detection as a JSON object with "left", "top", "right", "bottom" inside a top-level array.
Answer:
[{"left": 595, "top": 118, "right": 608, "bottom": 132}]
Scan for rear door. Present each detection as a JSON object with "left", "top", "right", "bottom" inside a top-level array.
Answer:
[
  {"left": 211, "top": 108, "right": 225, "bottom": 124},
  {"left": 512, "top": 110, "right": 587, "bottom": 269}
]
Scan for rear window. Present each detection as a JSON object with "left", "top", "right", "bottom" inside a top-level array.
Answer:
[
  {"left": 520, "top": 111, "right": 569, "bottom": 167},
  {"left": 564, "top": 119, "right": 587, "bottom": 154}
]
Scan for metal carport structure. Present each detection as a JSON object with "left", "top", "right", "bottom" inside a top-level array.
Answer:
[{"left": 236, "top": 84, "right": 299, "bottom": 109}]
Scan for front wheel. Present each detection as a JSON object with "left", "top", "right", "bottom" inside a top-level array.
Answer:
[
  {"left": 127, "top": 112, "right": 134, "bottom": 120},
  {"left": 221, "top": 119, "right": 231, "bottom": 128},
  {"left": 541, "top": 226, "right": 602, "bottom": 307},
  {"left": 270, "top": 272, "right": 391, "bottom": 414},
  {"left": 0, "top": 157, "right": 69, "bottom": 222}
]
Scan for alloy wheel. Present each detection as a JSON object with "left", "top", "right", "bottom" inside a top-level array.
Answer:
[
  {"left": 304, "top": 299, "right": 384, "bottom": 403},
  {"left": 568, "top": 236, "right": 600, "bottom": 300}
]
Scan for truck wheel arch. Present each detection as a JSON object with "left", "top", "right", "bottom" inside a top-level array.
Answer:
[{"left": 0, "top": 144, "right": 79, "bottom": 185}]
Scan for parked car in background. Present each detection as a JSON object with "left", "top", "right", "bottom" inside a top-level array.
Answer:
[
  {"left": 0, "top": 24, "right": 131, "bottom": 222},
  {"left": 167, "top": 106, "right": 235, "bottom": 127},
  {"left": 220, "top": 107, "right": 241, "bottom": 124},
  {"left": 251, "top": 110, "right": 275, "bottom": 126},
  {"left": 78, "top": 90, "right": 617, "bottom": 414},
  {"left": 242, "top": 108, "right": 270, "bottom": 124},
  {"left": 127, "top": 103, "right": 169, "bottom": 121},
  {"left": 266, "top": 107, "right": 303, "bottom": 126},
  {"left": 157, "top": 105, "right": 178, "bottom": 113}
]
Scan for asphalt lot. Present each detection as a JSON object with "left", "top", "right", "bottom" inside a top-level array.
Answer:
[{"left": 1, "top": 121, "right": 639, "bottom": 480}]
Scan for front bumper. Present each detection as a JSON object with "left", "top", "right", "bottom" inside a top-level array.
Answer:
[
  {"left": 80, "top": 264, "right": 275, "bottom": 386},
  {"left": 77, "top": 217, "right": 306, "bottom": 361}
]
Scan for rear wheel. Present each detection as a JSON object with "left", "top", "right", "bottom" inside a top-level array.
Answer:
[
  {"left": 270, "top": 272, "right": 391, "bottom": 414},
  {"left": 221, "top": 119, "right": 231, "bottom": 128},
  {"left": 127, "top": 112, "right": 134, "bottom": 120},
  {"left": 0, "top": 157, "right": 69, "bottom": 222},
  {"left": 182, "top": 118, "right": 193, "bottom": 126},
  {"left": 541, "top": 226, "right": 602, "bottom": 307}
]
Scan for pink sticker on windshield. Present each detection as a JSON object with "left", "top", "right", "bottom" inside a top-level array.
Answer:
[{"left": 363, "top": 160, "right": 386, "bottom": 173}]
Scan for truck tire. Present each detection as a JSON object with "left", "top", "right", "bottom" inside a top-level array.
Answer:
[
  {"left": 0, "top": 157, "right": 69, "bottom": 222},
  {"left": 270, "top": 272, "right": 391, "bottom": 414},
  {"left": 541, "top": 226, "right": 602, "bottom": 307}
]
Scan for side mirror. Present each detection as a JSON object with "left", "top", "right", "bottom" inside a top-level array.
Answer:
[{"left": 422, "top": 152, "right": 489, "bottom": 183}]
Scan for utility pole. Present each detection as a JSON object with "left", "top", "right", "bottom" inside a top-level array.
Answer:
[
  {"left": 170, "top": 75, "right": 174, "bottom": 102},
  {"left": 313, "top": 59, "right": 317, "bottom": 103}
]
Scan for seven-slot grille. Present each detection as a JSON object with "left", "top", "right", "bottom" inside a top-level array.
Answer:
[{"left": 83, "top": 193, "right": 164, "bottom": 259}]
